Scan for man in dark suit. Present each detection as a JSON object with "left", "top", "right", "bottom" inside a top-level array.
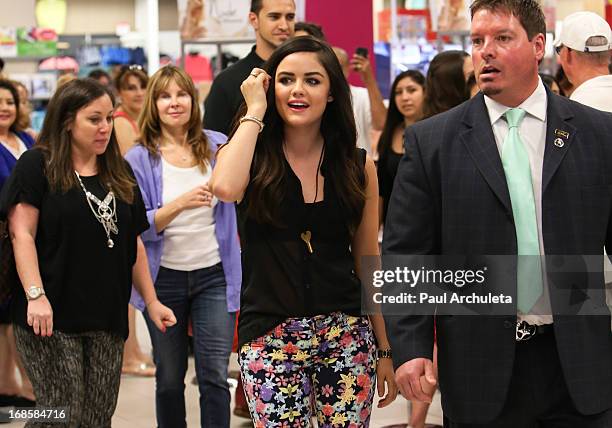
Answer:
[{"left": 383, "top": 0, "right": 612, "bottom": 426}]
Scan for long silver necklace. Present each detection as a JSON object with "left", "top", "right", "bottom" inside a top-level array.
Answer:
[{"left": 75, "top": 171, "right": 118, "bottom": 248}]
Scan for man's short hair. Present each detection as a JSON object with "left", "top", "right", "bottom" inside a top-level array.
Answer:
[
  {"left": 470, "top": 0, "right": 546, "bottom": 41},
  {"left": 251, "top": 0, "right": 263, "bottom": 14},
  {"left": 575, "top": 41, "right": 611, "bottom": 66},
  {"left": 88, "top": 69, "right": 111, "bottom": 82},
  {"left": 295, "top": 22, "right": 326, "bottom": 41}
]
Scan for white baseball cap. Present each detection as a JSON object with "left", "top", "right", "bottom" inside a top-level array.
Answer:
[{"left": 553, "top": 11, "right": 612, "bottom": 52}]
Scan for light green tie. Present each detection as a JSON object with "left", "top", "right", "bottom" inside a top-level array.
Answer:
[{"left": 501, "top": 108, "right": 542, "bottom": 313}]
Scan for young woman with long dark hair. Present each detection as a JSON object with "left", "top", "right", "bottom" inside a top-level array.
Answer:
[
  {"left": 422, "top": 50, "right": 470, "bottom": 119},
  {"left": 376, "top": 70, "right": 425, "bottom": 225},
  {"left": 211, "top": 36, "right": 397, "bottom": 426}
]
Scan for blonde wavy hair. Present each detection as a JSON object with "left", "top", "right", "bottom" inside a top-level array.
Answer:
[{"left": 138, "top": 65, "right": 211, "bottom": 171}]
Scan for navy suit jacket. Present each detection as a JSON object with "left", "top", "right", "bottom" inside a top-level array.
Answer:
[{"left": 383, "top": 88, "right": 612, "bottom": 423}]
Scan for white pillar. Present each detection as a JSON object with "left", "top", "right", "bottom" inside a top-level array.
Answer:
[
  {"left": 135, "top": 0, "right": 160, "bottom": 75},
  {"left": 390, "top": 0, "right": 398, "bottom": 82},
  {"left": 296, "top": 0, "right": 306, "bottom": 21}
]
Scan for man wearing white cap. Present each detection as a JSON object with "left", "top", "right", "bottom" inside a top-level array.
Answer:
[
  {"left": 554, "top": 11, "right": 612, "bottom": 112},
  {"left": 555, "top": 12, "right": 612, "bottom": 330}
]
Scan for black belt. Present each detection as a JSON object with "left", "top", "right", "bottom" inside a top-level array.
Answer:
[{"left": 515, "top": 321, "right": 553, "bottom": 341}]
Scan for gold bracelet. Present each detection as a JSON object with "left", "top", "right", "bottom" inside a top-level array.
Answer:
[
  {"left": 377, "top": 348, "right": 392, "bottom": 359},
  {"left": 239, "top": 115, "right": 264, "bottom": 133}
]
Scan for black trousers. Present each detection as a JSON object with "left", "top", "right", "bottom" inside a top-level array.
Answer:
[{"left": 444, "top": 328, "right": 612, "bottom": 428}]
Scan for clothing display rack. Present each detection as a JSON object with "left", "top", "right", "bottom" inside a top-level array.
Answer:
[{"left": 180, "top": 37, "right": 255, "bottom": 75}]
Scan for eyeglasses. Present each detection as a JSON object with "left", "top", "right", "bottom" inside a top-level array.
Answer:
[
  {"left": 126, "top": 64, "right": 144, "bottom": 71},
  {"left": 116, "top": 64, "right": 147, "bottom": 84}
]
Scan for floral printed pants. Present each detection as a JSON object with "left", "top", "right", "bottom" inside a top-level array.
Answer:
[{"left": 239, "top": 312, "right": 377, "bottom": 427}]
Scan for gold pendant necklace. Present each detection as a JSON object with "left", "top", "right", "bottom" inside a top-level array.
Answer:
[
  {"left": 299, "top": 144, "right": 325, "bottom": 255},
  {"left": 300, "top": 230, "right": 313, "bottom": 254}
]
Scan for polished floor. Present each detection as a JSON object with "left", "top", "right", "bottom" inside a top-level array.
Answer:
[
  {"left": 2, "top": 314, "right": 443, "bottom": 427},
  {"left": 2, "top": 363, "right": 443, "bottom": 427}
]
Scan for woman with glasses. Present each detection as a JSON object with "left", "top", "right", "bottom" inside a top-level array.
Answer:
[
  {"left": 112, "top": 64, "right": 156, "bottom": 378},
  {"left": 114, "top": 65, "right": 148, "bottom": 155}
]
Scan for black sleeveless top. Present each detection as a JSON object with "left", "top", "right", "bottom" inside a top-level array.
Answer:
[
  {"left": 377, "top": 149, "right": 403, "bottom": 224},
  {"left": 237, "top": 148, "right": 367, "bottom": 347}
]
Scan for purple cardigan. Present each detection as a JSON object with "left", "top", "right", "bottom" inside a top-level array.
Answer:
[{"left": 125, "top": 130, "right": 241, "bottom": 312}]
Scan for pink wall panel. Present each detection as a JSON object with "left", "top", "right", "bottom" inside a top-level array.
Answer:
[{"left": 305, "top": 0, "right": 375, "bottom": 87}]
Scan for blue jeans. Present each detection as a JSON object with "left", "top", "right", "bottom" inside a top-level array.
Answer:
[{"left": 144, "top": 263, "right": 236, "bottom": 428}]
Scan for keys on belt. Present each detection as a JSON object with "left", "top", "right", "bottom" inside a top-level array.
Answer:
[{"left": 515, "top": 321, "right": 552, "bottom": 341}]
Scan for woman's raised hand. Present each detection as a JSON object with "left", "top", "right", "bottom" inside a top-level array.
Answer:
[{"left": 240, "top": 67, "right": 270, "bottom": 118}]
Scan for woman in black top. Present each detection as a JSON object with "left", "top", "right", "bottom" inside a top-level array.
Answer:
[
  {"left": 393, "top": 52, "right": 470, "bottom": 428},
  {"left": 211, "top": 37, "right": 397, "bottom": 426},
  {"left": 377, "top": 70, "right": 425, "bottom": 226},
  {"left": 0, "top": 79, "right": 176, "bottom": 427}
]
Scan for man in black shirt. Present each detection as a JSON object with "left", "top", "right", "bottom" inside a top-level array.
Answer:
[{"left": 204, "top": 0, "right": 296, "bottom": 135}]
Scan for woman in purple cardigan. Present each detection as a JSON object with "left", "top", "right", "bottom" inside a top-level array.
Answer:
[{"left": 125, "top": 66, "right": 241, "bottom": 428}]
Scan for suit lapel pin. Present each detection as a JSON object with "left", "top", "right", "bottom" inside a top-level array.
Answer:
[
  {"left": 554, "top": 129, "right": 570, "bottom": 139},
  {"left": 554, "top": 138, "right": 565, "bottom": 148}
]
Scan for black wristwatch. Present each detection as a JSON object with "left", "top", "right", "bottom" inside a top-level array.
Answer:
[{"left": 377, "top": 348, "right": 392, "bottom": 359}]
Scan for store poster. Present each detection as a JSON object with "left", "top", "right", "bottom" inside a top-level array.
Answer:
[
  {"left": 10, "top": 72, "right": 56, "bottom": 100},
  {"left": 17, "top": 27, "right": 58, "bottom": 57},
  {"left": 178, "top": 0, "right": 305, "bottom": 40},
  {"left": 178, "top": 0, "right": 253, "bottom": 40},
  {"left": 0, "top": 27, "right": 17, "bottom": 58},
  {"left": 430, "top": 0, "right": 470, "bottom": 32}
]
